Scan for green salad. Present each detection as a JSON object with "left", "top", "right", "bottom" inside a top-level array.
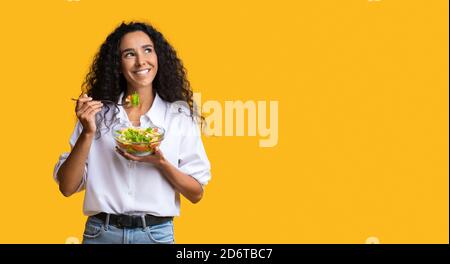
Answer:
[{"left": 115, "top": 126, "right": 163, "bottom": 144}]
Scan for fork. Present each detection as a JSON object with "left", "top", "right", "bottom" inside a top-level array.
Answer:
[{"left": 71, "top": 98, "right": 127, "bottom": 106}]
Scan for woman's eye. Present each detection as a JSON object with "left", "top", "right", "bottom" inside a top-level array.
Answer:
[
  {"left": 125, "top": 52, "right": 135, "bottom": 58},
  {"left": 145, "top": 48, "right": 152, "bottom": 53}
]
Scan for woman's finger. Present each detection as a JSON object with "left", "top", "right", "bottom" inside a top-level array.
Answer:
[
  {"left": 76, "top": 94, "right": 92, "bottom": 112},
  {"left": 85, "top": 106, "right": 103, "bottom": 119},
  {"left": 115, "top": 147, "right": 141, "bottom": 161},
  {"left": 79, "top": 105, "right": 102, "bottom": 121},
  {"left": 77, "top": 102, "right": 94, "bottom": 116},
  {"left": 154, "top": 146, "right": 166, "bottom": 158},
  {"left": 79, "top": 101, "right": 103, "bottom": 113},
  {"left": 77, "top": 101, "right": 103, "bottom": 117}
]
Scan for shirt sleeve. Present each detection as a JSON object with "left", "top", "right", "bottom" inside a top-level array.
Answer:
[
  {"left": 53, "top": 120, "right": 87, "bottom": 193},
  {"left": 177, "top": 117, "right": 212, "bottom": 188}
]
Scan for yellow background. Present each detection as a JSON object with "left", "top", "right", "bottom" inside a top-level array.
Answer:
[{"left": 0, "top": 0, "right": 447, "bottom": 243}]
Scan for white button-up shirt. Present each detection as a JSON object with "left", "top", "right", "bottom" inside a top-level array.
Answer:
[{"left": 53, "top": 92, "right": 211, "bottom": 217}]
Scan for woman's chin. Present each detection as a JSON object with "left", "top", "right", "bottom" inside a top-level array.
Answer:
[{"left": 131, "top": 79, "right": 154, "bottom": 88}]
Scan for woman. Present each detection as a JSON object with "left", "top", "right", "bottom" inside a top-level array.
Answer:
[{"left": 53, "top": 21, "right": 211, "bottom": 244}]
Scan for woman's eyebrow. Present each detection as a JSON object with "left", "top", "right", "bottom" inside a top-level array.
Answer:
[
  {"left": 121, "top": 44, "right": 153, "bottom": 54},
  {"left": 121, "top": 48, "right": 134, "bottom": 54}
]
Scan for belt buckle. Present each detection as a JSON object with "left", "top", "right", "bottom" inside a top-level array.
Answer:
[
  {"left": 117, "top": 215, "right": 131, "bottom": 228},
  {"left": 116, "top": 217, "right": 123, "bottom": 228},
  {"left": 124, "top": 215, "right": 134, "bottom": 228}
]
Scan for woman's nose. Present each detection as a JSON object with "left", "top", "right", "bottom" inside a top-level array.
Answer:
[{"left": 135, "top": 56, "right": 147, "bottom": 67}]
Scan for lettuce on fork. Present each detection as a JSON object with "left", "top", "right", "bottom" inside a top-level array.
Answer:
[{"left": 125, "top": 92, "right": 140, "bottom": 107}]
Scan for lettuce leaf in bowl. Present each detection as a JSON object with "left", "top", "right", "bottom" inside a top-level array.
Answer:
[{"left": 115, "top": 126, "right": 163, "bottom": 144}]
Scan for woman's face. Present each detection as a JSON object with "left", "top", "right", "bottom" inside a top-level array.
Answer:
[{"left": 119, "top": 31, "right": 158, "bottom": 89}]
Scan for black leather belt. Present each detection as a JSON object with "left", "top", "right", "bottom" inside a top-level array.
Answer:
[{"left": 93, "top": 212, "right": 173, "bottom": 229}]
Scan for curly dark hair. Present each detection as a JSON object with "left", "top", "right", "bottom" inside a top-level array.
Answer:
[{"left": 80, "top": 21, "right": 202, "bottom": 138}]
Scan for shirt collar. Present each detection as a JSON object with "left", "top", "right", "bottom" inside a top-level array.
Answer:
[{"left": 116, "top": 91, "right": 167, "bottom": 128}]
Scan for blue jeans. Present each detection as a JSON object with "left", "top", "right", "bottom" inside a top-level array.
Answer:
[{"left": 82, "top": 215, "right": 175, "bottom": 244}]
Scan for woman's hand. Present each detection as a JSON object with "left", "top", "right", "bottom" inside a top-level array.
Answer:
[
  {"left": 115, "top": 146, "right": 166, "bottom": 168},
  {"left": 76, "top": 94, "right": 103, "bottom": 135}
]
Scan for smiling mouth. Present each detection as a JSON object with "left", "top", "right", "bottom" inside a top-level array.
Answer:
[{"left": 133, "top": 68, "right": 151, "bottom": 75}]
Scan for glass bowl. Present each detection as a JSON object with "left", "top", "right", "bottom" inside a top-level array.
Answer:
[{"left": 112, "top": 123, "right": 165, "bottom": 156}]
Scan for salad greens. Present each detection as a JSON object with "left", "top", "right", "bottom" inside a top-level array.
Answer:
[
  {"left": 125, "top": 92, "right": 140, "bottom": 107},
  {"left": 115, "top": 126, "right": 162, "bottom": 144}
]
